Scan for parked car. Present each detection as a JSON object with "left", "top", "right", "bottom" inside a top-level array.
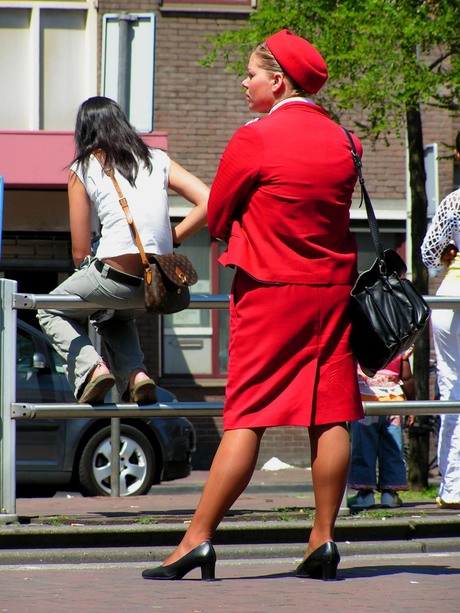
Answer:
[{"left": 14, "top": 320, "right": 195, "bottom": 497}]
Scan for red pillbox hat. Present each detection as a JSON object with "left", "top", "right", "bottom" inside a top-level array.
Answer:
[{"left": 265, "top": 29, "right": 328, "bottom": 94}]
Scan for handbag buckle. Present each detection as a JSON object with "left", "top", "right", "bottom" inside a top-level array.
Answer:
[
  {"left": 176, "top": 266, "right": 187, "bottom": 284},
  {"left": 378, "top": 257, "right": 387, "bottom": 276}
]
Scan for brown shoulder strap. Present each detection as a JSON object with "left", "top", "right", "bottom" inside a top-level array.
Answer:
[{"left": 93, "top": 152, "right": 152, "bottom": 284}]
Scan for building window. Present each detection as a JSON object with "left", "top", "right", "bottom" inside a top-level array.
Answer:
[
  {"left": 162, "top": 229, "right": 232, "bottom": 378},
  {"left": 352, "top": 225, "right": 407, "bottom": 273},
  {"left": 0, "top": 1, "right": 97, "bottom": 130},
  {"left": 101, "top": 13, "right": 156, "bottom": 132},
  {"left": 161, "top": 0, "right": 255, "bottom": 4},
  {"left": 159, "top": 0, "right": 257, "bottom": 13}
]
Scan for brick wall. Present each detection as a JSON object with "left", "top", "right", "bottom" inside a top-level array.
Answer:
[{"left": 187, "top": 417, "right": 311, "bottom": 471}]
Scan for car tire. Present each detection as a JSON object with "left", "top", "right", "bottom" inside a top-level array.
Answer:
[{"left": 78, "top": 424, "right": 156, "bottom": 497}]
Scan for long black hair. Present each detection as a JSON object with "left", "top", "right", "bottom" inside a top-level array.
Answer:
[{"left": 72, "top": 96, "right": 152, "bottom": 186}]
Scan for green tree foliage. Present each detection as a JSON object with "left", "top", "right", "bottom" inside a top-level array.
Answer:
[{"left": 203, "top": 0, "right": 459, "bottom": 140}]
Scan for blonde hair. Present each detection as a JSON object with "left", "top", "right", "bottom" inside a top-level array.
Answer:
[{"left": 254, "top": 42, "right": 309, "bottom": 97}]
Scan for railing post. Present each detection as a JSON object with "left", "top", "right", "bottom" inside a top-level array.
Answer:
[
  {"left": 111, "top": 418, "right": 121, "bottom": 497},
  {"left": 0, "top": 279, "right": 18, "bottom": 521}
]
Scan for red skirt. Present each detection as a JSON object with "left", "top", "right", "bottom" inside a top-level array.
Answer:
[{"left": 223, "top": 270, "right": 364, "bottom": 430}]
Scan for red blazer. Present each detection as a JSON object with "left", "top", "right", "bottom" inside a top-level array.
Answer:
[{"left": 208, "top": 100, "right": 363, "bottom": 285}]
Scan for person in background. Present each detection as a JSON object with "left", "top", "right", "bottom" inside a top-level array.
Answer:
[
  {"left": 142, "top": 29, "right": 363, "bottom": 583},
  {"left": 421, "top": 131, "right": 460, "bottom": 510},
  {"left": 348, "top": 349, "right": 416, "bottom": 509},
  {"left": 38, "top": 96, "right": 209, "bottom": 405}
]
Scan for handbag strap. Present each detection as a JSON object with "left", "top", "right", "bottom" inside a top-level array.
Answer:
[
  {"left": 342, "top": 127, "right": 386, "bottom": 266},
  {"left": 93, "top": 152, "right": 152, "bottom": 285}
]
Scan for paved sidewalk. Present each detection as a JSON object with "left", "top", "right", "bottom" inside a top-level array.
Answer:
[
  {"left": 11, "top": 468, "right": 451, "bottom": 523},
  {"left": 14, "top": 468, "right": 317, "bottom": 523},
  {"left": 11, "top": 468, "right": 452, "bottom": 523}
]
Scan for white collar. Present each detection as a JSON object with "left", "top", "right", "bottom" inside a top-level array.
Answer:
[{"left": 270, "top": 97, "right": 314, "bottom": 114}]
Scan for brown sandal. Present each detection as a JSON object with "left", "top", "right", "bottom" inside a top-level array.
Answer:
[
  {"left": 129, "top": 379, "right": 157, "bottom": 404},
  {"left": 79, "top": 374, "right": 116, "bottom": 404}
]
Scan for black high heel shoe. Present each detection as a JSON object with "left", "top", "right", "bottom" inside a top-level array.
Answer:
[
  {"left": 295, "top": 541, "right": 340, "bottom": 581},
  {"left": 142, "top": 542, "right": 216, "bottom": 581}
]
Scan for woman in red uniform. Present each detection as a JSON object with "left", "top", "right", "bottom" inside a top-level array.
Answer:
[{"left": 142, "top": 29, "right": 364, "bottom": 582}]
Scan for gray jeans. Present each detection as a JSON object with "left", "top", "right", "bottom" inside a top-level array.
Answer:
[{"left": 37, "top": 258, "right": 148, "bottom": 399}]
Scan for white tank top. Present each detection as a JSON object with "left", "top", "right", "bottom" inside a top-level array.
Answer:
[{"left": 71, "top": 149, "right": 173, "bottom": 258}]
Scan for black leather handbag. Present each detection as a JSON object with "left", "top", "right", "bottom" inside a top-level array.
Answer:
[{"left": 343, "top": 128, "right": 431, "bottom": 377}]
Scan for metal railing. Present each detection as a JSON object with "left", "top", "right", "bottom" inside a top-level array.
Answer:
[
  {"left": 1, "top": 277, "right": 460, "bottom": 520},
  {"left": 0, "top": 278, "right": 231, "bottom": 519}
]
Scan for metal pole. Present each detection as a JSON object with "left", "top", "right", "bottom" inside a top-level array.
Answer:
[
  {"left": 12, "top": 293, "right": 231, "bottom": 311},
  {"left": 110, "top": 418, "right": 121, "bottom": 497},
  {"left": 117, "top": 15, "right": 129, "bottom": 114},
  {"left": 9, "top": 400, "right": 460, "bottom": 420},
  {"left": 0, "top": 279, "right": 18, "bottom": 520},
  {"left": 117, "top": 14, "right": 138, "bottom": 116},
  {"left": 11, "top": 401, "right": 225, "bottom": 420}
]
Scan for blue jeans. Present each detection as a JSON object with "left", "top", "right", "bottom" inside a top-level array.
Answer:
[
  {"left": 37, "top": 258, "right": 147, "bottom": 400},
  {"left": 348, "top": 416, "right": 408, "bottom": 491}
]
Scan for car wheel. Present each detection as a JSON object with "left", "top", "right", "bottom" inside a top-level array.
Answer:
[{"left": 78, "top": 424, "right": 156, "bottom": 497}]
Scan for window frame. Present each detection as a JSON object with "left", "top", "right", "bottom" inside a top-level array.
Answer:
[
  {"left": 161, "top": 237, "right": 231, "bottom": 380},
  {"left": 0, "top": 1, "right": 97, "bottom": 131},
  {"left": 159, "top": 0, "right": 257, "bottom": 14}
]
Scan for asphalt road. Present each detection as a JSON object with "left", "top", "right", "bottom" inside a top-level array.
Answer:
[{"left": 1, "top": 551, "right": 459, "bottom": 613}]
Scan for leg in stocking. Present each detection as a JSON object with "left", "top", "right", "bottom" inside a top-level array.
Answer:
[
  {"left": 306, "top": 422, "right": 350, "bottom": 557},
  {"left": 162, "top": 427, "right": 265, "bottom": 566}
]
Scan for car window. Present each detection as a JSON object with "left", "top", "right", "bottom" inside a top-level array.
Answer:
[
  {"left": 16, "top": 325, "right": 71, "bottom": 403},
  {"left": 17, "top": 330, "right": 36, "bottom": 373},
  {"left": 50, "top": 347, "right": 66, "bottom": 374}
]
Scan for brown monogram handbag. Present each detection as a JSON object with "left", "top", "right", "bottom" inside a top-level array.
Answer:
[{"left": 145, "top": 253, "right": 198, "bottom": 314}]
